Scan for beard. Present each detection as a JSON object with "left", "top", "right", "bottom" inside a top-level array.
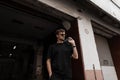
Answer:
[{"left": 59, "top": 37, "right": 65, "bottom": 41}]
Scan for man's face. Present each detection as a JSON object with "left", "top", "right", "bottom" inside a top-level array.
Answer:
[{"left": 56, "top": 32, "right": 66, "bottom": 41}]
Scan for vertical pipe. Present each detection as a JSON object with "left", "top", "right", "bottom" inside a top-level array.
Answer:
[{"left": 93, "top": 64, "right": 97, "bottom": 80}]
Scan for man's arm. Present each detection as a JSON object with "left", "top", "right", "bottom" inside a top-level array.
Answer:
[
  {"left": 68, "top": 37, "right": 78, "bottom": 59},
  {"left": 46, "top": 58, "right": 52, "bottom": 77},
  {"left": 72, "top": 46, "right": 78, "bottom": 59}
]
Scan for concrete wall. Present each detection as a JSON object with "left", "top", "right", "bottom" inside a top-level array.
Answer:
[
  {"left": 38, "top": 0, "right": 120, "bottom": 35},
  {"left": 78, "top": 18, "right": 100, "bottom": 70},
  {"left": 89, "top": 0, "right": 120, "bottom": 22},
  {"left": 38, "top": 0, "right": 84, "bottom": 18},
  {"left": 78, "top": 18, "right": 103, "bottom": 80}
]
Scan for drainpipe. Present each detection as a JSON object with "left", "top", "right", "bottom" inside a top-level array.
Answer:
[{"left": 93, "top": 64, "right": 97, "bottom": 80}]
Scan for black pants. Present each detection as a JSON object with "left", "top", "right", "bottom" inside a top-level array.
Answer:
[{"left": 50, "top": 74, "right": 72, "bottom": 80}]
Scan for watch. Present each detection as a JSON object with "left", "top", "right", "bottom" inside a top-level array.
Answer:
[{"left": 72, "top": 46, "right": 76, "bottom": 48}]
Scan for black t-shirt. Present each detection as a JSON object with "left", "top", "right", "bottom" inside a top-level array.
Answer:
[{"left": 47, "top": 42, "right": 73, "bottom": 78}]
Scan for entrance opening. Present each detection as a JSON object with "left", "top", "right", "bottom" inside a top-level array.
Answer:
[
  {"left": 0, "top": 3, "right": 61, "bottom": 80},
  {"left": 0, "top": 40, "right": 34, "bottom": 80},
  {"left": 0, "top": 1, "right": 85, "bottom": 80}
]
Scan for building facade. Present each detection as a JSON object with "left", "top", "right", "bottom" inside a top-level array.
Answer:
[{"left": 0, "top": 0, "right": 120, "bottom": 80}]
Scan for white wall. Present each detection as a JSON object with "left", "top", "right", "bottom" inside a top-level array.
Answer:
[
  {"left": 38, "top": 0, "right": 85, "bottom": 18},
  {"left": 89, "top": 0, "right": 120, "bottom": 22},
  {"left": 38, "top": 0, "right": 120, "bottom": 35}
]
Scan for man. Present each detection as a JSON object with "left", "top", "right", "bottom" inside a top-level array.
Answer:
[{"left": 46, "top": 28, "right": 78, "bottom": 80}]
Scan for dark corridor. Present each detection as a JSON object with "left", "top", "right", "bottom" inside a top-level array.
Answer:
[{"left": 0, "top": 40, "right": 35, "bottom": 80}]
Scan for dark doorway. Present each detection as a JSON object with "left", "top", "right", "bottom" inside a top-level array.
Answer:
[
  {"left": 108, "top": 36, "right": 120, "bottom": 80},
  {"left": 0, "top": 40, "right": 35, "bottom": 80},
  {"left": 0, "top": 1, "right": 85, "bottom": 80}
]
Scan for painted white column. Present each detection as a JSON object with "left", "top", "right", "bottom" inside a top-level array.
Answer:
[
  {"left": 77, "top": 18, "right": 103, "bottom": 80},
  {"left": 78, "top": 18, "right": 100, "bottom": 70}
]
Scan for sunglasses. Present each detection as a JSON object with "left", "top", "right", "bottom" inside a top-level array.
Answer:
[{"left": 59, "top": 34, "right": 66, "bottom": 36}]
